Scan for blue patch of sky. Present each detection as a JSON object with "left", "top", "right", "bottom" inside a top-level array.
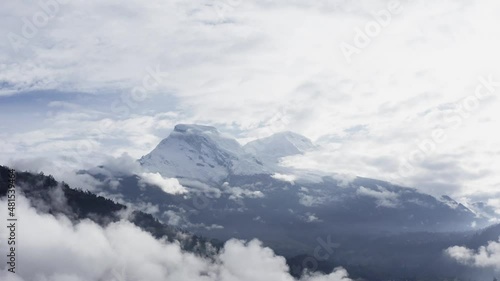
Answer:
[{"left": 0, "top": 89, "right": 181, "bottom": 133}]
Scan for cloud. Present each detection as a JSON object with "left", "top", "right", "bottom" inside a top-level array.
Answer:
[
  {"left": 139, "top": 172, "right": 187, "bottom": 194},
  {"left": 163, "top": 209, "right": 224, "bottom": 230},
  {"left": 446, "top": 238, "right": 500, "bottom": 270},
  {"left": 272, "top": 173, "right": 297, "bottom": 184},
  {"left": 99, "top": 153, "right": 143, "bottom": 176},
  {"left": 0, "top": 195, "right": 352, "bottom": 281},
  {"left": 298, "top": 192, "right": 325, "bottom": 207},
  {"left": 134, "top": 202, "right": 160, "bottom": 215},
  {"left": 164, "top": 209, "right": 184, "bottom": 226},
  {"left": 357, "top": 186, "right": 400, "bottom": 208},
  {"left": 2, "top": 0, "right": 500, "bottom": 203},
  {"left": 5, "top": 156, "right": 106, "bottom": 192},
  {"left": 488, "top": 198, "right": 500, "bottom": 216},
  {"left": 301, "top": 212, "right": 322, "bottom": 223},
  {"left": 221, "top": 182, "right": 265, "bottom": 200}
]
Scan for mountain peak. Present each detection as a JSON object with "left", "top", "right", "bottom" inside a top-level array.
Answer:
[
  {"left": 173, "top": 124, "right": 219, "bottom": 135},
  {"left": 139, "top": 125, "right": 315, "bottom": 183},
  {"left": 139, "top": 124, "right": 269, "bottom": 183},
  {"left": 243, "top": 131, "right": 314, "bottom": 162}
]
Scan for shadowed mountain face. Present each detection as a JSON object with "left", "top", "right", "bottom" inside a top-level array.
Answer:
[{"left": 87, "top": 171, "right": 486, "bottom": 245}]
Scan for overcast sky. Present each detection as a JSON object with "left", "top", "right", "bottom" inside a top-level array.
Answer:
[{"left": 1, "top": 0, "right": 500, "bottom": 207}]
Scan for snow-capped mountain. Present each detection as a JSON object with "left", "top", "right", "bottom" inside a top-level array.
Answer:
[
  {"left": 73, "top": 122, "right": 500, "bottom": 278},
  {"left": 132, "top": 124, "right": 494, "bottom": 234},
  {"left": 139, "top": 124, "right": 269, "bottom": 183},
  {"left": 139, "top": 124, "right": 317, "bottom": 185}
]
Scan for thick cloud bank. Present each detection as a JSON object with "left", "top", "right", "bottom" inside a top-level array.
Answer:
[
  {"left": 446, "top": 239, "right": 500, "bottom": 271},
  {"left": 0, "top": 196, "right": 351, "bottom": 281}
]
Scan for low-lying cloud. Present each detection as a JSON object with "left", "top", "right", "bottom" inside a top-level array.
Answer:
[
  {"left": 357, "top": 186, "right": 400, "bottom": 208},
  {"left": 139, "top": 172, "right": 187, "bottom": 194},
  {"left": 446, "top": 239, "right": 500, "bottom": 271},
  {"left": 0, "top": 195, "right": 352, "bottom": 281}
]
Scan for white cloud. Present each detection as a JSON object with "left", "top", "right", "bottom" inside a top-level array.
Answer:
[
  {"left": 228, "top": 187, "right": 264, "bottom": 200},
  {"left": 0, "top": 195, "right": 352, "bottom": 281},
  {"left": 6, "top": 156, "right": 106, "bottom": 192},
  {"left": 272, "top": 173, "right": 297, "bottom": 184},
  {"left": 134, "top": 202, "right": 160, "bottom": 215},
  {"left": 298, "top": 193, "right": 324, "bottom": 207},
  {"left": 446, "top": 238, "right": 500, "bottom": 270},
  {"left": 99, "top": 153, "right": 142, "bottom": 175},
  {"left": 221, "top": 182, "right": 265, "bottom": 200},
  {"left": 1, "top": 0, "right": 500, "bottom": 203},
  {"left": 488, "top": 198, "right": 500, "bottom": 215},
  {"left": 164, "top": 210, "right": 184, "bottom": 226},
  {"left": 139, "top": 172, "right": 187, "bottom": 194},
  {"left": 357, "top": 186, "right": 400, "bottom": 208},
  {"left": 302, "top": 212, "right": 322, "bottom": 223}
]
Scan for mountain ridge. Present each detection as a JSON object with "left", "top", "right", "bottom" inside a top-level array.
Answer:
[
  {"left": 136, "top": 124, "right": 496, "bottom": 226},
  {"left": 139, "top": 124, "right": 306, "bottom": 184}
]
